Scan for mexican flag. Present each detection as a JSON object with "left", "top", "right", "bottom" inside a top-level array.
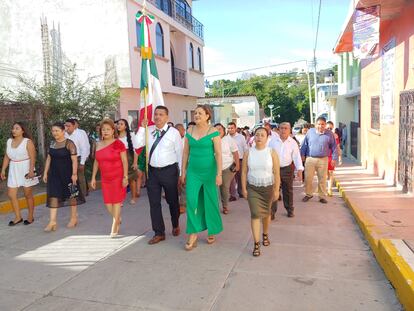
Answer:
[{"left": 136, "top": 10, "right": 164, "bottom": 129}]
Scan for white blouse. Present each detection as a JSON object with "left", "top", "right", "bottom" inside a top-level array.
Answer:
[{"left": 247, "top": 147, "right": 274, "bottom": 187}]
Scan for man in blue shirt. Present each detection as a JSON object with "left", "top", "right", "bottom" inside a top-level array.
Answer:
[{"left": 300, "top": 117, "right": 338, "bottom": 203}]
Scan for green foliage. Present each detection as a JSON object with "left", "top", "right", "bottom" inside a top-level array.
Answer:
[
  {"left": 207, "top": 71, "right": 315, "bottom": 125},
  {"left": 7, "top": 63, "right": 119, "bottom": 134}
]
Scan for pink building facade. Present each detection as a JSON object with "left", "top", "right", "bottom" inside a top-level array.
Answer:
[{"left": 120, "top": 0, "right": 205, "bottom": 128}]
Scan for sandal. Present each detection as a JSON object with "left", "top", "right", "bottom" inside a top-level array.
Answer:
[
  {"left": 262, "top": 234, "right": 270, "bottom": 246},
  {"left": 223, "top": 207, "right": 229, "bottom": 215},
  {"left": 207, "top": 236, "right": 216, "bottom": 244},
  {"left": 253, "top": 242, "right": 260, "bottom": 257}
]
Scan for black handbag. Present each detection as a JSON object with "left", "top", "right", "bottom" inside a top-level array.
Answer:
[{"left": 68, "top": 183, "right": 79, "bottom": 199}]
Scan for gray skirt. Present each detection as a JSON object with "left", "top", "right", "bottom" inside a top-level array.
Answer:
[{"left": 247, "top": 183, "right": 273, "bottom": 219}]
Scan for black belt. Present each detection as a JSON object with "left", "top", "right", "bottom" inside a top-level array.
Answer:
[
  {"left": 280, "top": 165, "right": 292, "bottom": 169},
  {"left": 149, "top": 163, "right": 177, "bottom": 171}
]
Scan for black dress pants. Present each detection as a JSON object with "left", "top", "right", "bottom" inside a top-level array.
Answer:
[
  {"left": 147, "top": 164, "right": 180, "bottom": 236},
  {"left": 272, "top": 165, "right": 294, "bottom": 215}
]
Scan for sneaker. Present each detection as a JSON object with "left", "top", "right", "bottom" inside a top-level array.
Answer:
[{"left": 319, "top": 198, "right": 328, "bottom": 204}]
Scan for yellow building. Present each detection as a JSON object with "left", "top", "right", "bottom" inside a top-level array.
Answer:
[{"left": 334, "top": 0, "right": 414, "bottom": 192}]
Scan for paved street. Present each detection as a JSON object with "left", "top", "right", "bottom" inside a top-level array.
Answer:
[{"left": 0, "top": 180, "right": 402, "bottom": 311}]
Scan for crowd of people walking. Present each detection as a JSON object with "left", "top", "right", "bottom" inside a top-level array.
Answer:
[{"left": 1, "top": 106, "right": 342, "bottom": 257}]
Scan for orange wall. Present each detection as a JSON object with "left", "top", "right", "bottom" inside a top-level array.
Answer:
[{"left": 360, "top": 2, "right": 414, "bottom": 184}]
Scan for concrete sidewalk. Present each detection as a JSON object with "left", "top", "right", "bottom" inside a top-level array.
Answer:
[
  {"left": 335, "top": 159, "right": 414, "bottom": 311},
  {"left": 0, "top": 180, "right": 401, "bottom": 310}
]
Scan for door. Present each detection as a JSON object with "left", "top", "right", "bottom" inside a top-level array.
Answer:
[{"left": 398, "top": 90, "right": 414, "bottom": 193}]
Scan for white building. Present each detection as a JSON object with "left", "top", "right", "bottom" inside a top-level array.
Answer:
[{"left": 0, "top": 0, "right": 205, "bottom": 126}]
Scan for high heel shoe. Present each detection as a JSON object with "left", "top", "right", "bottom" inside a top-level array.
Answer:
[
  {"left": 67, "top": 218, "right": 78, "bottom": 228},
  {"left": 185, "top": 236, "right": 198, "bottom": 251},
  {"left": 44, "top": 223, "right": 57, "bottom": 232}
]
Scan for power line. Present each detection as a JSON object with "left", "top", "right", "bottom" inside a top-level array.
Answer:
[
  {"left": 313, "top": 0, "right": 322, "bottom": 54},
  {"left": 205, "top": 60, "right": 307, "bottom": 78}
]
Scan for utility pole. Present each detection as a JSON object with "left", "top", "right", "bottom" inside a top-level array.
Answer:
[
  {"left": 313, "top": 55, "right": 318, "bottom": 120},
  {"left": 305, "top": 61, "right": 313, "bottom": 124},
  {"left": 268, "top": 104, "right": 274, "bottom": 122}
]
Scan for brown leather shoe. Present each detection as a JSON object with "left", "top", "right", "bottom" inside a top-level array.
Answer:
[
  {"left": 148, "top": 235, "right": 166, "bottom": 245},
  {"left": 172, "top": 227, "right": 180, "bottom": 236}
]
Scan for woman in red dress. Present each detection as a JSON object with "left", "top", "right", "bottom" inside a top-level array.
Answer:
[
  {"left": 91, "top": 119, "right": 128, "bottom": 237},
  {"left": 326, "top": 121, "right": 340, "bottom": 196}
]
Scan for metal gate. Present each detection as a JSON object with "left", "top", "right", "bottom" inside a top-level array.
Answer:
[
  {"left": 350, "top": 121, "right": 359, "bottom": 159},
  {"left": 398, "top": 90, "right": 414, "bottom": 193}
]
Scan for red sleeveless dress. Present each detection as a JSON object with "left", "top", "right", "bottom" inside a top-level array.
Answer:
[{"left": 95, "top": 139, "right": 127, "bottom": 204}]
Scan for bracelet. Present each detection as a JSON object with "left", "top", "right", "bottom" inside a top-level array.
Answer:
[
  {"left": 123, "top": 176, "right": 128, "bottom": 179},
  {"left": 217, "top": 174, "right": 222, "bottom": 177}
]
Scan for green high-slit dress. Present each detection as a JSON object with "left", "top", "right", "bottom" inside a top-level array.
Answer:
[{"left": 185, "top": 131, "right": 223, "bottom": 235}]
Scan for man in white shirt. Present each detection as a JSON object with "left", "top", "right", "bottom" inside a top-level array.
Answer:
[
  {"left": 269, "top": 122, "right": 304, "bottom": 218},
  {"left": 227, "top": 122, "right": 247, "bottom": 200},
  {"left": 135, "top": 106, "right": 183, "bottom": 245},
  {"left": 65, "top": 118, "right": 91, "bottom": 197}
]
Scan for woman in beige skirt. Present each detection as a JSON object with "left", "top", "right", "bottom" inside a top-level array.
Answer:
[{"left": 241, "top": 127, "right": 280, "bottom": 256}]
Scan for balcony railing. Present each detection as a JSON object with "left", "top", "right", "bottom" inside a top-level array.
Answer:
[
  {"left": 172, "top": 67, "right": 187, "bottom": 88},
  {"left": 149, "top": 0, "right": 204, "bottom": 40}
]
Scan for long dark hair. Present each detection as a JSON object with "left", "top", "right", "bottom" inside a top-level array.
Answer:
[
  {"left": 117, "top": 119, "right": 134, "bottom": 155},
  {"left": 11, "top": 122, "right": 32, "bottom": 140}
]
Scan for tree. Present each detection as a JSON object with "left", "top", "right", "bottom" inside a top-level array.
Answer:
[{"left": 5, "top": 63, "right": 119, "bottom": 133}]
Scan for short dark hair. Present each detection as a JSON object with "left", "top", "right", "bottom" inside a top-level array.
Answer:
[
  {"left": 187, "top": 121, "right": 196, "bottom": 129},
  {"left": 154, "top": 105, "right": 169, "bottom": 115},
  {"left": 65, "top": 118, "right": 76, "bottom": 125},
  {"left": 326, "top": 121, "right": 334, "bottom": 126},
  {"left": 227, "top": 122, "right": 236, "bottom": 127},
  {"left": 214, "top": 123, "right": 226, "bottom": 133},
  {"left": 243, "top": 126, "right": 250, "bottom": 130},
  {"left": 52, "top": 122, "right": 65, "bottom": 131},
  {"left": 316, "top": 116, "right": 326, "bottom": 123},
  {"left": 254, "top": 127, "right": 269, "bottom": 137}
]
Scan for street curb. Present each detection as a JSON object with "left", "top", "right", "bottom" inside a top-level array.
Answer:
[
  {"left": 336, "top": 180, "right": 414, "bottom": 311},
  {"left": 0, "top": 182, "right": 102, "bottom": 215},
  {"left": 0, "top": 192, "right": 47, "bottom": 214}
]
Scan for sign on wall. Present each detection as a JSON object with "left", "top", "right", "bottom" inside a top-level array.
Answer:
[
  {"left": 353, "top": 5, "right": 380, "bottom": 59},
  {"left": 381, "top": 37, "right": 396, "bottom": 124}
]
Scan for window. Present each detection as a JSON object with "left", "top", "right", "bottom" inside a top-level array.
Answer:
[
  {"left": 183, "top": 110, "right": 188, "bottom": 128},
  {"left": 156, "top": 23, "right": 164, "bottom": 57},
  {"left": 197, "top": 47, "right": 202, "bottom": 72},
  {"left": 176, "top": 0, "right": 192, "bottom": 21},
  {"left": 371, "top": 96, "right": 380, "bottom": 130},
  {"left": 156, "top": 0, "right": 171, "bottom": 16},
  {"left": 135, "top": 19, "right": 141, "bottom": 47},
  {"left": 189, "top": 43, "right": 194, "bottom": 69}
]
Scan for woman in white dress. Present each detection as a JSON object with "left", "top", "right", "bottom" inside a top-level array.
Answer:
[
  {"left": 1, "top": 122, "right": 39, "bottom": 226},
  {"left": 241, "top": 127, "right": 280, "bottom": 257},
  {"left": 214, "top": 123, "right": 240, "bottom": 215}
]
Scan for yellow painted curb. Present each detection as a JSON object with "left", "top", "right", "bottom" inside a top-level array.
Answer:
[
  {"left": 0, "top": 192, "right": 47, "bottom": 214},
  {"left": 378, "top": 239, "right": 414, "bottom": 311},
  {"left": 336, "top": 179, "right": 414, "bottom": 311}
]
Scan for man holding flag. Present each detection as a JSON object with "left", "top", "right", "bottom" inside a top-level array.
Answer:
[{"left": 134, "top": 8, "right": 183, "bottom": 245}]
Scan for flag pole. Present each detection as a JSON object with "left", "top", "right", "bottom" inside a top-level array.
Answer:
[{"left": 142, "top": 0, "right": 149, "bottom": 175}]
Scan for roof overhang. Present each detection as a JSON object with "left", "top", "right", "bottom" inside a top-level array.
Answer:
[{"left": 333, "top": 0, "right": 407, "bottom": 54}]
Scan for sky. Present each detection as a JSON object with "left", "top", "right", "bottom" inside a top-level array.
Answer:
[{"left": 192, "top": 0, "right": 351, "bottom": 81}]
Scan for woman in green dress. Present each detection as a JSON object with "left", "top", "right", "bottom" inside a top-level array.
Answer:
[{"left": 181, "top": 105, "right": 223, "bottom": 251}]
